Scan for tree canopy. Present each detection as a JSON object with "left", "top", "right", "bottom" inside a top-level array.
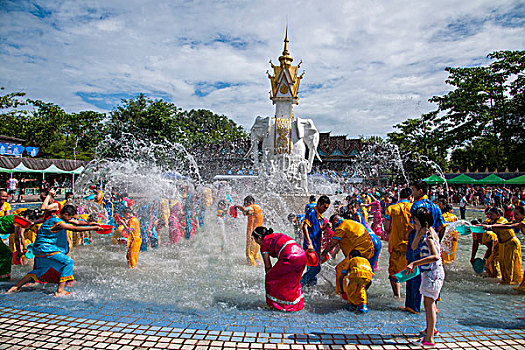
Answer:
[
  {"left": 0, "top": 89, "right": 107, "bottom": 161},
  {"left": 0, "top": 89, "right": 247, "bottom": 164},
  {"left": 388, "top": 50, "right": 525, "bottom": 178},
  {"left": 101, "top": 94, "right": 247, "bottom": 163}
]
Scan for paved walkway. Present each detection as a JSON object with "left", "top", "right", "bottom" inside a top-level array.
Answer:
[
  {"left": 0, "top": 305, "right": 524, "bottom": 349},
  {"left": 0, "top": 287, "right": 523, "bottom": 350}
]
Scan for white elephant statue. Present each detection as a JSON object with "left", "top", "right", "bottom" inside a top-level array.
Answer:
[
  {"left": 246, "top": 116, "right": 321, "bottom": 191},
  {"left": 295, "top": 118, "right": 322, "bottom": 173}
]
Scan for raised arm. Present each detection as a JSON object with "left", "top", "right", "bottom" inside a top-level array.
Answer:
[
  {"left": 483, "top": 221, "right": 523, "bottom": 230},
  {"left": 68, "top": 218, "right": 99, "bottom": 226},
  {"left": 41, "top": 190, "right": 59, "bottom": 212},
  {"left": 57, "top": 221, "right": 101, "bottom": 233}
]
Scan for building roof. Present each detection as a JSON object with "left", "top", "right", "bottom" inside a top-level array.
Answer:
[
  {"left": 0, "top": 135, "right": 26, "bottom": 144},
  {"left": 317, "top": 132, "right": 362, "bottom": 158},
  {"left": 0, "top": 156, "right": 87, "bottom": 171}
]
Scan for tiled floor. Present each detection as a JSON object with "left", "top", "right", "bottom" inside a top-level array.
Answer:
[
  {"left": 0, "top": 307, "right": 524, "bottom": 349},
  {"left": 0, "top": 300, "right": 523, "bottom": 349}
]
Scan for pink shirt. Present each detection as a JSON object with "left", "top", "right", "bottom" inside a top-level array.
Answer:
[{"left": 261, "top": 233, "right": 295, "bottom": 259}]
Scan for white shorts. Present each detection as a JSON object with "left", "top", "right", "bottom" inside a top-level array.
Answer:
[{"left": 420, "top": 268, "right": 445, "bottom": 300}]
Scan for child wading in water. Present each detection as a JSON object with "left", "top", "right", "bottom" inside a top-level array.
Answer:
[
  {"left": 120, "top": 208, "right": 141, "bottom": 269},
  {"left": 406, "top": 207, "right": 445, "bottom": 346},
  {"left": 339, "top": 250, "right": 374, "bottom": 313}
]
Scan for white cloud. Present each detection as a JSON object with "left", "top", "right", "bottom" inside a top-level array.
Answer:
[{"left": 0, "top": 0, "right": 523, "bottom": 137}]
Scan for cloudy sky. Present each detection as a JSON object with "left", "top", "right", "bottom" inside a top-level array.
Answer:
[{"left": 0, "top": 0, "right": 523, "bottom": 137}]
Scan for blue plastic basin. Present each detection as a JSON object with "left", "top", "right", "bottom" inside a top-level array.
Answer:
[{"left": 394, "top": 267, "right": 420, "bottom": 282}]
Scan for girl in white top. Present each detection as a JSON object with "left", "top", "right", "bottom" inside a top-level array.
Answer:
[{"left": 406, "top": 206, "right": 445, "bottom": 347}]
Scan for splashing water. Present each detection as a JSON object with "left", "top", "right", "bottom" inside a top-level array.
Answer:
[
  {"left": 417, "top": 155, "right": 449, "bottom": 199},
  {"left": 441, "top": 220, "right": 471, "bottom": 255},
  {"left": 7, "top": 135, "right": 525, "bottom": 328}
]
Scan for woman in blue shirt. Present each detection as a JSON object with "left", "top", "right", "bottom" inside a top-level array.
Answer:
[{"left": 6, "top": 205, "right": 101, "bottom": 297}]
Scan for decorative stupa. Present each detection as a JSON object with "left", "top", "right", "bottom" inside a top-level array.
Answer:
[{"left": 248, "top": 27, "right": 320, "bottom": 193}]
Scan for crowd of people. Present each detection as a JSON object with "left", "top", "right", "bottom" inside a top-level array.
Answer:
[
  {"left": 428, "top": 185, "right": 525, "bottom": 216},
  {"left": 1, "top": 179, "right": 524, "bottom": 347},
  {"left": 0, "top": 183, "right": 215, "bottom": 292},
  {"left": 2, "top": 176, "right": 72, "bottom": 204},
  {"left": 269, "top": 181, "right": 525, "bottom": 346}
]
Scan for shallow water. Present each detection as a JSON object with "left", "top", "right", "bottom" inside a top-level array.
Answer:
[{"left": 6, "top": 207, "right": 525, "bottom": 330}]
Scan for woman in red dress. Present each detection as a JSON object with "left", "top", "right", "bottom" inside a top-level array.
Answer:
[{"left": 252, "top": 226, "right": 307, "bottom": 312}]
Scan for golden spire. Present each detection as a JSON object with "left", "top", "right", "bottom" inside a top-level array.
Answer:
[
  {"left": 268, "top": 25, "right": 303, "bottom": 104},
  {"left": 279, "top": 25, "right": 293, "bottom": 66},
  {"left": 283, "top": 25, "right": 290, "bottom": 56}
]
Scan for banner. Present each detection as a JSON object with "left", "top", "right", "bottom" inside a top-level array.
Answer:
[
  {"left": 26, "top": 147, "right": 39, "bottom": 157},
  {"left": 0, "top": 144, "right": 25, "bottom": 157},
  {"left": 11, "top": 145, "right": 25, "bottom": 156}
]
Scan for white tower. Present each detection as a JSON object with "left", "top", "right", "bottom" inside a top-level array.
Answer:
[
  {"left": 266, "top": 26, "right": 305, "bottom": 156},
  {"left": 248, "top": 27, "right": 319, "bottom": 193},
  {"left": 267, "top": 26, "right": 304, "bottom": 120}
]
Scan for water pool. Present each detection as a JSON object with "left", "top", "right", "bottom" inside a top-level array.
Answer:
[{"left": 2, "top": 208, "right": 524, "bottom": 334}]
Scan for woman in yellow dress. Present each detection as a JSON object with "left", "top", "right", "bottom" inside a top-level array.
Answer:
[
  {"left": 482, "top": 207, "right": 522, "bottom": 285},
  {"left": 471, "top": 216, "right": 501, "bottom": 278},
  {"left": 235, "top": 195, "right": 264, "bottom": 266},
  {"left": 121, "top": 208, "right": 142, "bottom": 269},
  {"left": 484, "top": 206, "right": 525, "bottom": 291}
]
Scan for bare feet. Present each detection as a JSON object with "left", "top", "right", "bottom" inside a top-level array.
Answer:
[
  {"left": 53, "top": 291, "right": 71, "bottom": 297},
  {"left": 399, "top": 306, "right": 419, "bottom": 314}
]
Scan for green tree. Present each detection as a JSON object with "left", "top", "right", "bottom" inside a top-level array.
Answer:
[
  {"left": 388, "top": 50, "right": 524, "bottom": 178},
  {"left": 0, "top": 88, "right": 106, "bottom": 160},
  {"left": 26, "top": 99, "right": 68, "bottom": 157},
  {"left": 61, "top": 111, "right": 107, "bottom": 160},
  {"left": 0, "top": 87, "right": 27, "bottom": 109},
  {"left": 423, "top": 50, "right": 524, "bottom": 170},
  {"left": 387, "top": 117, "right": 448, "bottom": 181},
  {"left": 449, "top": 135, "right": 501, "bottom": 172},
  {"left": 106, "top": 94, "right": 184, "bottom": 146},
  {"left": 103, "top": 94, "right": 247, "bottom": 168},
  {"left": 0, "top": 88, "right": 32, "bottom": 140},
  {"left": 184, "top": 108, "right": 247, "bottom": 147}
]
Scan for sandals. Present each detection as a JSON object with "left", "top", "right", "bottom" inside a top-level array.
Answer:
[
  {"left": 420, "top": 338, "right": 436, "bottom": 347},
  {"left": 411, "top": 337, "right": 436, "bottom": 347},
  {"left": 419, "top": 328, "right": 439, "bottom": 336}
]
